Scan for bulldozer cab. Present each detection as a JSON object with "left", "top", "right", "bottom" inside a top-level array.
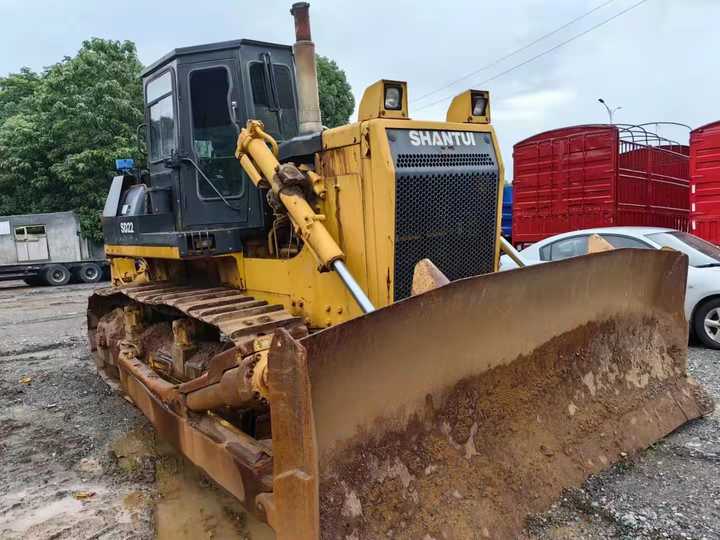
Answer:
[
  {"left": 103, "top": 40, "right": 300, "bottom": 252},
  {"left": 143, "top": 40, "right": 299, "bottom": 229}
]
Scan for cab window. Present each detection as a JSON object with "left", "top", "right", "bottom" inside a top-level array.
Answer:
[
  {"left": 146, "top": 71, "right": 176, "bottom": 162},
  {"left": 248, "top": 57, "right": 298, "bottom": 141},
  {"left": 190, "top": 66, "right": 245, "bottom": 200}
]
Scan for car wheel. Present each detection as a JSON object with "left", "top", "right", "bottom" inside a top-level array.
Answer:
[
  {"left": 78, "top": 263, "right": 103, "bottom": 283},
  {"left": 43, "top": 264, "right": 71, "bottom": 286},
  {"left": 693, "top": 298, "right": 720, "bottom": 350}
]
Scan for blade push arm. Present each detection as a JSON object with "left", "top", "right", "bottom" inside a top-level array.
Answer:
[{"left": 235, "top": 120, "right": 375, "bottom": 313}]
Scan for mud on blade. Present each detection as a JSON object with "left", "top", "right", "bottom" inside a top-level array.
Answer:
[{"left": 267, "top": 249, "right": 713, "bottom": 539}]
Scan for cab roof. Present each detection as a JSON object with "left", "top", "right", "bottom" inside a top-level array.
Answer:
[{"left": 141, "top": 39, "right": 293, "bottom": 77}]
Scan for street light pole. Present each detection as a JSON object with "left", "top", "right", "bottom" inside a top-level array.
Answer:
[{"left": 598, "top": 98, "right": 622, "bottom": 124}]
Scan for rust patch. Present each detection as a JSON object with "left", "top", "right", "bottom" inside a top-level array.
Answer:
[
  {"left": 318, "top": 317, "right": 713, "bottom": 539},
  {"left": 95, "top": 308, "right": 126, "bottom": 367},
  {"left": 140, "top": 322, "right": 174, "bottom": 357}
]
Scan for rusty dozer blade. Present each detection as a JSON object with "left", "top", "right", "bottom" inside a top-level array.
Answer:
[{"left": 265, "top": 249, "right": 713, "bottom": 539}]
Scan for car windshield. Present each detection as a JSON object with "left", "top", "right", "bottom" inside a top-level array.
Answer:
[{"left": 646, "top": 231, "right": 720, "bottom": 267}]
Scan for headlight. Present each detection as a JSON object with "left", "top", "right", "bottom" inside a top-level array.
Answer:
[
  {"left": 472, "top": 94, "right": 487, "bottom": 116},
  {"left": 384, "top": 85, "right": 402, "bottom": 110}
]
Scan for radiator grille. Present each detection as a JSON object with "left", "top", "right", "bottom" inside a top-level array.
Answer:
[
  {"left": 394, "top": 168, "right": 499, "bottom": 300},
  {"left": 396, "top": 153, "right": 495, "bottom": 168}
]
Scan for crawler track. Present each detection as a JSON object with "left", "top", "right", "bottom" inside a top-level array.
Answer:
[
  {"left": 86, "top": 282, "right": 308, "bottom": 521},
  {"left": 90, "top": 281, "right": 306, "bottom": 350}
]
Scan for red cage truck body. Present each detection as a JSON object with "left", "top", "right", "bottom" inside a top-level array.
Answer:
[
  {"left": 512, "top": 124, "right": 690, "bottom": 245},
  {"left": 690, "top": 121, "right": 720, "bottom": 244}
]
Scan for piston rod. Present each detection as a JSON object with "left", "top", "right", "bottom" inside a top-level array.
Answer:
[
  {"left": 499, "top": 237, "right": 527, "bottom": 268},
  {"left": 332, "top": 260, "right": 375, "bottom": 314}
]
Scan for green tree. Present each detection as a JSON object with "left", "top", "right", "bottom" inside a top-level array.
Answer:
[
  {"left": 0, "top": 38, "right": 144, "bottom": 239},
  {"left": 317, "top": 55, "right": 354, "bottom": 128},
  {"left": 0, "top": 67, "right": 41, "bottom": 123}
]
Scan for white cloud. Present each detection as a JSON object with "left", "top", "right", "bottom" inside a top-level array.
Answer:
[
  {"left": 494, "top": 88, "right": 577, "bottom": 122},
  {"left": 500, "top": 88, "right": 577, "bottom": 110}
]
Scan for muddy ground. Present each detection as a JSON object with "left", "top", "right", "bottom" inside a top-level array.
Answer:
[
  {"left": 0, "top": 280, "right": 718, "bottom": 539},
  {"left": 0, "top": 281, "right": 273, "bottom": 540}
]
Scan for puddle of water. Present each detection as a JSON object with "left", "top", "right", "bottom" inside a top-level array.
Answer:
[{"left": 113, "top": 426, "right": 275, "bottom": 540}]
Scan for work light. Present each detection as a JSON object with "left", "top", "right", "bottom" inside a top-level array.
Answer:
[
  {"left": 472, "top": 94, "right": 487, "bottom": 117},
  {"left": 384, "top": 85, "right": 402, "bottom": 110}
]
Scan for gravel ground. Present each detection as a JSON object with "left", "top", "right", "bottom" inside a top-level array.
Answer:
[
  {"left": 0, "top": 281, "right": 156, "bottom": 539},
  {"left": 0, "top": 280, "right": 717, "bottom": 539}
]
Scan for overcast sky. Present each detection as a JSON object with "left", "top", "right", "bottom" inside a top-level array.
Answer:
[{"left": 1, "top": 0, "right": 717, "bottom": 178}]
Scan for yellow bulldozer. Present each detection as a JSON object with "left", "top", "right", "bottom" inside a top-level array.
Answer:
[{"left": 87, "top": 3, "right": 712, "bottom": 538}]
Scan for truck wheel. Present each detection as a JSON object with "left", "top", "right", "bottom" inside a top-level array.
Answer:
[
  {"left": 43, "top": 264, "right": 71, "bottom": 286},
  {"left": 693, "top": 298, "right": 720, "bottom": 350},
  {"left": 78, "top": 263, "right": 103, "bottom": 283}
]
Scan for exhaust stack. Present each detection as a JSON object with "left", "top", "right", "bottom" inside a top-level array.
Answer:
[{"left": 290, "top": 2, "right": 322, "bottom": 134}]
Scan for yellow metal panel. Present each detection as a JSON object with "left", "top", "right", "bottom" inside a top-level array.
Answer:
[
  {"left": 214, "top": 253, "right": 245, "bottom": 289},
  {"left": 321, "top": 123, "right": 361, "bottom": 151},
  {"left": 489, "top": 129, "right": 506, "bottom": 271},
  {"left": 243, "top": 249, "right": 362, "bottom": 329},
  {"left": 106, "top": 244, "right": 181, "bottom": 259},
  {"left": 369, "top": 117, "right": 496, "bottom": 133},
  {"left": 110, "top": 256, "right": 144, "bottom": 285},
  {"left": 332, "top": 174, "right": 369, "bottom": 295},
  {"left": 364, "top": 121, "right": 397, "bottom": 306},
  {"left": 318, "top": 144, "right": 361, "bottom": 179}
]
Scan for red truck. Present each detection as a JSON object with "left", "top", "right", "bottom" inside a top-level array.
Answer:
[{"left": 512, "top": 124, "right": 690, "bottom": 245}]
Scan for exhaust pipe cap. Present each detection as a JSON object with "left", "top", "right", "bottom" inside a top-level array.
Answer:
[{"left": 290, "top": 2, "right": 312, "bottom": 42}]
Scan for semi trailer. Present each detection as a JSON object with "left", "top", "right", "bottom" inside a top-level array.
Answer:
[
  {"left": 690, "top": 120, "right": 720, "bottom": 244},
  {"left": 0, "top": 211, "right": 107, "bottom": 286},
  {"left": 512, "top": 124, "right": 690, "bottom": 245}
]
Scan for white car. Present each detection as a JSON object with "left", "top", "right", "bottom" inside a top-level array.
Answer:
[{"left": 501, "top": 227, "right": 720, "bottom": 349}]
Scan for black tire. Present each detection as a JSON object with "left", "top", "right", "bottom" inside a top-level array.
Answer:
[
  {"left": 43, "top": 264, "right": 71, "bottom": 286},
  {"left": 693, "top": 297, "right": 720, "bottom": 350},
  {"left": 78, "top": 262, "right": 103, "bottom": 284},
  {"left": 23, "top": 276, "right": 44, "bottom": 287}
]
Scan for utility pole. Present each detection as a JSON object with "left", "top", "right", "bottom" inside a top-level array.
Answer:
[{"left": 598, "top": 98, "right": 621, "bottom": 124}]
